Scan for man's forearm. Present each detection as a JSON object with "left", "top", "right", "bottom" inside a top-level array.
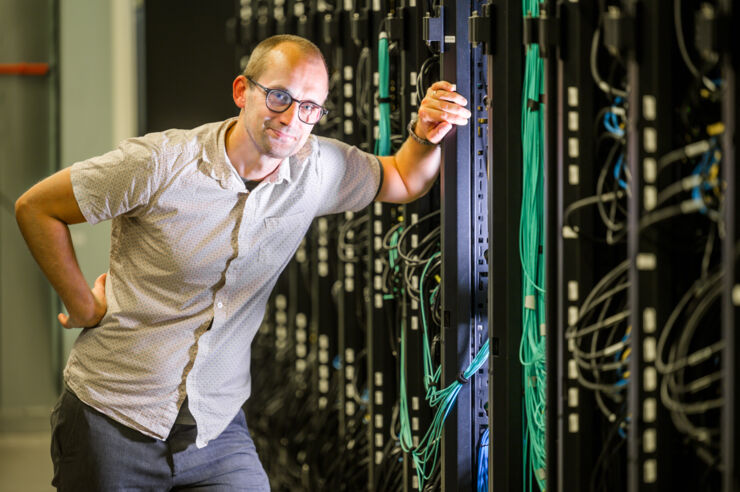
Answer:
[
  {"left": 15, "top": 200, "right": 98, "bottom": 324},
  {"left": 391, "top": 135, "right": 442, "bottom": 202}
]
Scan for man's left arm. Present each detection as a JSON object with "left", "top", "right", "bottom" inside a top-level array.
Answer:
[{"left": 375, "top": 80, "right": 472, "bottom": 204}]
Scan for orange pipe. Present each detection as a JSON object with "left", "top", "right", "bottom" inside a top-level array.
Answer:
[{"left": 0, "top": 63, "right": 50, "bottom": 76}]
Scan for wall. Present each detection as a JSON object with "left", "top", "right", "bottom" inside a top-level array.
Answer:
[{"left": 0, "top": 0, "right": 137, "bottom": 431}]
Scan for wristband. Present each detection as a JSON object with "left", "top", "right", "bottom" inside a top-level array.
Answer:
[{"left": 407, "top": 118, "right": 438, "bottom": 146}]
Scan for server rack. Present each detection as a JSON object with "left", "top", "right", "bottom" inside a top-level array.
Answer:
[
  {"left": 435, "top": 1, "right": 490, "bottom": 490},
  {"left": 623, "top": 2, "right": 675, "bottom": 490},
  {"left": 395, "top": 2, "right": 441, "bottom": 490},
  {"left": 721, "top": 1, "right": 739, "bottom": 490},
  {"left": 552, "top": 3, "right": 608, "bottom": 492},
  {"left": 471, "top": 1, "right": 527, "bottom": 490}
]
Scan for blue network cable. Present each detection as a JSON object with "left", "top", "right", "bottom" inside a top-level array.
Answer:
[{"left": 477, "top": 427, "right": 490, "bottom": 492}]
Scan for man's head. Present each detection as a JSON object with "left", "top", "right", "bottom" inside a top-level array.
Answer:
[
  {"left": 242, "top": 35, "right": 329, "bottom": 87},
  {"left": 232, "top": 35, "right": 330, "bottom": 163}
]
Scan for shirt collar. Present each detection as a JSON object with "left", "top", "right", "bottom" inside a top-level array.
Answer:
[
  {"left": 200, "top": 118, "right": 318, "bottom": 189},
  {"left": 199, "top": 118, "right": 242, "bottom": 191}
]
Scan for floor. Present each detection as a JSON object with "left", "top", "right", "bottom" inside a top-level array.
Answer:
[{"left": 0, "top": 431, "right": 55, "bottom": 492}]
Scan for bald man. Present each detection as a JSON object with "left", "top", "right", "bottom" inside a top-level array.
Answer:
[{"left": 15, "top": 34, "right": 470, "bottom": 490}]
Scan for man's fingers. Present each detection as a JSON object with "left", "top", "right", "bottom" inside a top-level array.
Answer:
[
  {"left": 94, "top": 272, "right": 107, "bottom": 290},
  {"left": 420, "top": 106, "right": 470, "bottom": 126},
  {"left": 58, "top": 312, "right": 71, "bottom": 329},
  {"left": 426, "top": 82, "right": 468, "bottom": 107},
  {"left": 425, "top": 122, "right": 453, "bottom": 143}
]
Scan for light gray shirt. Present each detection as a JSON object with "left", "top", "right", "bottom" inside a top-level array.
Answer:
[{"left": 66, "top": 117, "right": 381, "bottom": 447}]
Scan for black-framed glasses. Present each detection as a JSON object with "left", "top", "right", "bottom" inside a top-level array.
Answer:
[{"left": 247, "top": 77, "right": 328, "bottom": 125}]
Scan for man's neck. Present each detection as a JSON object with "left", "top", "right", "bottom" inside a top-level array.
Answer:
[{"left": 225, "top": 119, "right": 282, "bottom": 180}]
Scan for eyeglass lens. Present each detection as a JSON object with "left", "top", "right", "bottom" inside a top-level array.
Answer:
[{"left": 266, "top": 90, "right": 323, "bottom": 124}]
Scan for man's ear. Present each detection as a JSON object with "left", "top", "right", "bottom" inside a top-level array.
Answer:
[{"left": 232, "top": 75, "right": 248, "bottom": 109}]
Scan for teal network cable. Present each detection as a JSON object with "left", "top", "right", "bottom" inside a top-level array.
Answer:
[
  {"left": 375, "top": 32, "right": 391, "bottom": 156},
  {"left": 395, "top": 252, "right": 490, "bottom": 489},
  {"left": 520, "top": 1, "right": 547, "bottom": 491}
]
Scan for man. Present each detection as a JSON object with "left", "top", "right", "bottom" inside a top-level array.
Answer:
[{"left": 15, "top": 35, "right": 470, "bottom": 490}]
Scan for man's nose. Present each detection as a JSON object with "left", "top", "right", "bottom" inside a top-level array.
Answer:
[{"left": 277, "top": 101, "right": 300, "bottom": 126}]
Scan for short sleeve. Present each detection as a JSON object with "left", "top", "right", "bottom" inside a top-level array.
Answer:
[
  {"left": 69, "top": 136, "right": 162, "bottom": 225},
  {"left": 315, "top": 136, "right": 382, "bottom": 216}
]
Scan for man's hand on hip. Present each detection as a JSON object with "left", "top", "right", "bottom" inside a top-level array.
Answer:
[{"left": 58, "top": 273, "right": 108, "bottom": 329}]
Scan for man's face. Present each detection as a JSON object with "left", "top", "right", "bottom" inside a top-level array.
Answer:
[{"left": 241, "top": 48, "right": 328, "bottom": 161}]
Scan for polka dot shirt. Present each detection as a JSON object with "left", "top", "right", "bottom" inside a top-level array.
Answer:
[{"left": 66, "top": 118, "right": 381, "bottom": 447}]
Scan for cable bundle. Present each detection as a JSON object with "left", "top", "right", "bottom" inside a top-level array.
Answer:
[
  {"left": 391, "top": 251, "right": 489, "bottom": 489},
  {"left": 566, "top": 261, "right": 630, "bottom": 427},
  {"left": 520, "top": 1, "right": 547, "bottom": 489}
]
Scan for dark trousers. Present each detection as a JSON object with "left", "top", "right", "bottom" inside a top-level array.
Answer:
[{"left": 50, "top": 388, "right": 270, "bottom": 491}]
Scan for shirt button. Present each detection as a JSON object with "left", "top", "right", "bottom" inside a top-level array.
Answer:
[{"left": 217, "top": 302, "right": 224, "bottom": 309}]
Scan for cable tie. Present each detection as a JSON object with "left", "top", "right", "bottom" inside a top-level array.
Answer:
[
  {"left": 457, "top": 372, "right": 470, "bottom": 384},
  {"left": 524, "top": 295, "right": 536, "bottom": 310},
  {"left": 526, "top": 98, "right": 540, "bottom": 111},
  {"left": 378, "top": 96, "right": 392, "bottom": 104}
]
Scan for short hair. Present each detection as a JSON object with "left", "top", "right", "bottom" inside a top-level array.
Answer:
[{"left": 242, "top": 35, "right": 328, "bottom": 85}]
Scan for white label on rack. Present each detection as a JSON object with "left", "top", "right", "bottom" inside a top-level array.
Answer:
[
  {"left": 568, "top": 137, "right": 579, "bottom": 158},
  {"left": 568, "top": 111, "right": 579, "bottom": 131},
  {"left": 644, "top": 127, "right": 657, "bottom": 153},
  {"left": 644, "top": 367, "right": 657, "bottom": 392},
  {"left": 644, "top": 398, "right": 657, "bottom": 422},
  {"left": 568, "top": 281, "right": 579, "bottom": 301},
  {"left": 644, "top": 337, "right": 656, "bottom": 362},
  {"left": 375, "top": 390, "right": 383, "bottom": 405},
  {"left": 568, "top": 413, "right": 579, "bottom": 433},
  {"left": 568, "top": 306, "right": 579, "bottom": 327},
  {"left": 444, "top": 35, "right": 456, "bottom": 44},
  {"left": 644, "top": 157, "right": 657, "bottom": 183},
  {"left": 733, "top": 285, "right": 740, "bottom": 306},
  {"left": 568, "top": 387, "right": 579, "bottom": 407},
  {"left": 643, "top": 428, "right": 657, "bottom": 453},
  {"left": 568, "top": 87, "right": 578, "bottom": 107},
  {"left": 375, "top": 371, "right": 383, "bottom": 387},
  {"left": 569, "top": 164, "right": 580, "bottom": 185},
  {"left": 644, "top": 186, "right": 657, "bottom": 211},
  {"left": 643, "top": 308, "right": 657, "bottom": 333},
  {"left": 568, "top": 359, "right": 578, "bottom": 379},
  {"left": 643, "top": 95, "right": 657, "bottom": 121},
  {"left": 644, "top": 460, "right": 657, "bottom": 483},
  {"left": 636, "top": 253, "right": 657, "bottom": 271}
]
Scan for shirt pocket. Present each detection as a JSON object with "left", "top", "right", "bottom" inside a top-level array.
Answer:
[{"left": 258, "top": 211, "right": 307, "bottom": 266}]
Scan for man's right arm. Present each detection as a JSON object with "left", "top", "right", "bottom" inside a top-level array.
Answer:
[{"left": 15, "top": 168, "right": 107, "bottom": 328}]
